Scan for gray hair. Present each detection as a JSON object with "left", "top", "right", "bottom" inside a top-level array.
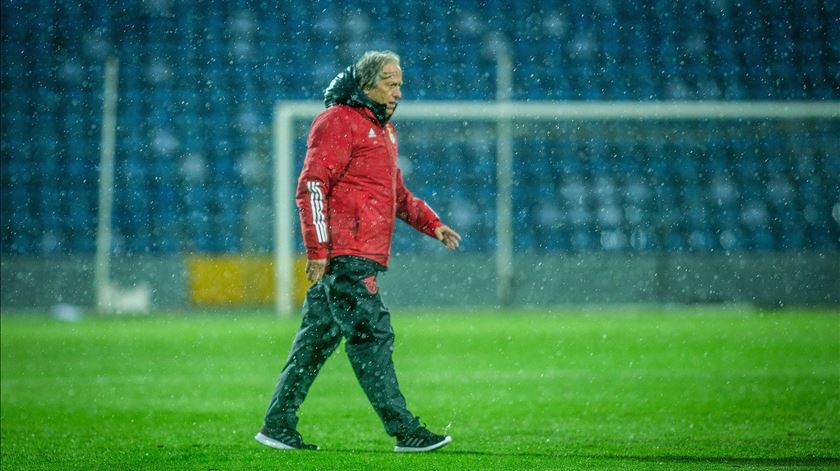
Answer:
[{"left": 355, "top": 50, "right": 401, "bottom": 91}]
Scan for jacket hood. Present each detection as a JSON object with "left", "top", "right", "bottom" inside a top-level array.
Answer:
[{"left": 323, "top": 65, "right": 394, "bottom": 125}]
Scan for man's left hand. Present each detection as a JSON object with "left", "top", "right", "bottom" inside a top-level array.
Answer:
[{"left": 434, "top": 224, "right": 462, "bottom": 250}]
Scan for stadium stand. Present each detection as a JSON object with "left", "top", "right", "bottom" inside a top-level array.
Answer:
[{"left": 1, "top": 0, "right": 838, "bottom": 256}]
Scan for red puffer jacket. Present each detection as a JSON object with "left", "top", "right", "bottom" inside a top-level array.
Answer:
[{"left": 295, "top": 104, "right": 442, "bottom": 267}]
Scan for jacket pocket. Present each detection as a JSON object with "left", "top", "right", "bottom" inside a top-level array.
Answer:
[{"left": 356, "top": 197, "right": 390, "bottom": 247}]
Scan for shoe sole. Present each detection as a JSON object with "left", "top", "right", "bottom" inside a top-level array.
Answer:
[
  {"left": 254, "top": 432, "right": 319, "bottom": 451},
  {"left": 394, "top": 435, "right": 452, "bottom": 453}
]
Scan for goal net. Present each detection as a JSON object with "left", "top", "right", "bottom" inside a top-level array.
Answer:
[{"left": 272, "top": 100, "right": 839, "bottom": 314}]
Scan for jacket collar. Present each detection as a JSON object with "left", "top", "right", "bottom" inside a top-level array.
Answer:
[{"left": 323, "top": 65, "right": 394, "bottom": 126}]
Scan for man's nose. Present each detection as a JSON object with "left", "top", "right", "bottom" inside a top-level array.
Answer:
[{"left": 393, "top": 88, "right": 401, "bottom": 99}]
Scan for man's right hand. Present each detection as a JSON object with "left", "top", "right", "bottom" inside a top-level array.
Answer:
[
  {"left": 306, "top": 258, "right": 328, "bottom": 283},
  {"left": 434, "top": 224, "right": 462, "bottom": 250}
]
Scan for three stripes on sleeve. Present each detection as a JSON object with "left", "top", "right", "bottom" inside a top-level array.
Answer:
[{"left": 306, "top": 181, "right": 328, "bottom": 243}]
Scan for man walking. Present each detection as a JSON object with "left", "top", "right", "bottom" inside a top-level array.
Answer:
[{"left": 255, "top": 51, "right": 461, "bottom": 453}]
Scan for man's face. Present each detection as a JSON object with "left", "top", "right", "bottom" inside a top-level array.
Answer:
[{"left": 363, "top": 62, "right": 403, "bottom": 117}]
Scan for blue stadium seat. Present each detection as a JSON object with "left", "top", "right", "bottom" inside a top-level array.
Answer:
[{"left": 2, "top": 1, "right": 838, "bottom": 255}]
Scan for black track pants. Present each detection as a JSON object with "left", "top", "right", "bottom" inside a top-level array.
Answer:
[{"left": 262, "top": 256, "right": 420, "bottom": 437}]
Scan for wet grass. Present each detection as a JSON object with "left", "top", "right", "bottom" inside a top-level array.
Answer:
[{"left": 1, "top": 307, "right": 838, "bottom": 470}]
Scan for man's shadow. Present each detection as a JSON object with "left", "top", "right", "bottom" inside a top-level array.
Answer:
[{"left": 327, "top": 447, "right": 840, "bottom": 467}]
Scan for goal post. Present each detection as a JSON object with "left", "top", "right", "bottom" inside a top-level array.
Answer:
[
  {"left": 272, "top": 100, "right": 839, "bottom": 315},
  {"left": 95, "top": 57, "right": 119, "bottom": 313}
]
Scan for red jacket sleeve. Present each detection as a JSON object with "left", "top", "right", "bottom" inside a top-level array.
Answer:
[
  {"left": 295, "top": 110, "right": 353, "bottom": 260},
  {"left": 395, "top": 168, "right": 443, "bottom": 237}
]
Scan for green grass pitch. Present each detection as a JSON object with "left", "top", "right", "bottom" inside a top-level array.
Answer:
[{"left": 1, "top": 307, "right": 838, "bottom": 470}]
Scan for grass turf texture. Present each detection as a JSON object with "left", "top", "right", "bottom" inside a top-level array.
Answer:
[{"left": 1, "top": 308, "right": 838, "bottom": 470}]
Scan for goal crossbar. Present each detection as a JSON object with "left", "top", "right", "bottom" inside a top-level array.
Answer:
[
  {"left": 276, "top": 100, "right": 839, "bottom": 123},
  {"left": 273, "top": 100, "right": 839, "bottom": 314}
]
